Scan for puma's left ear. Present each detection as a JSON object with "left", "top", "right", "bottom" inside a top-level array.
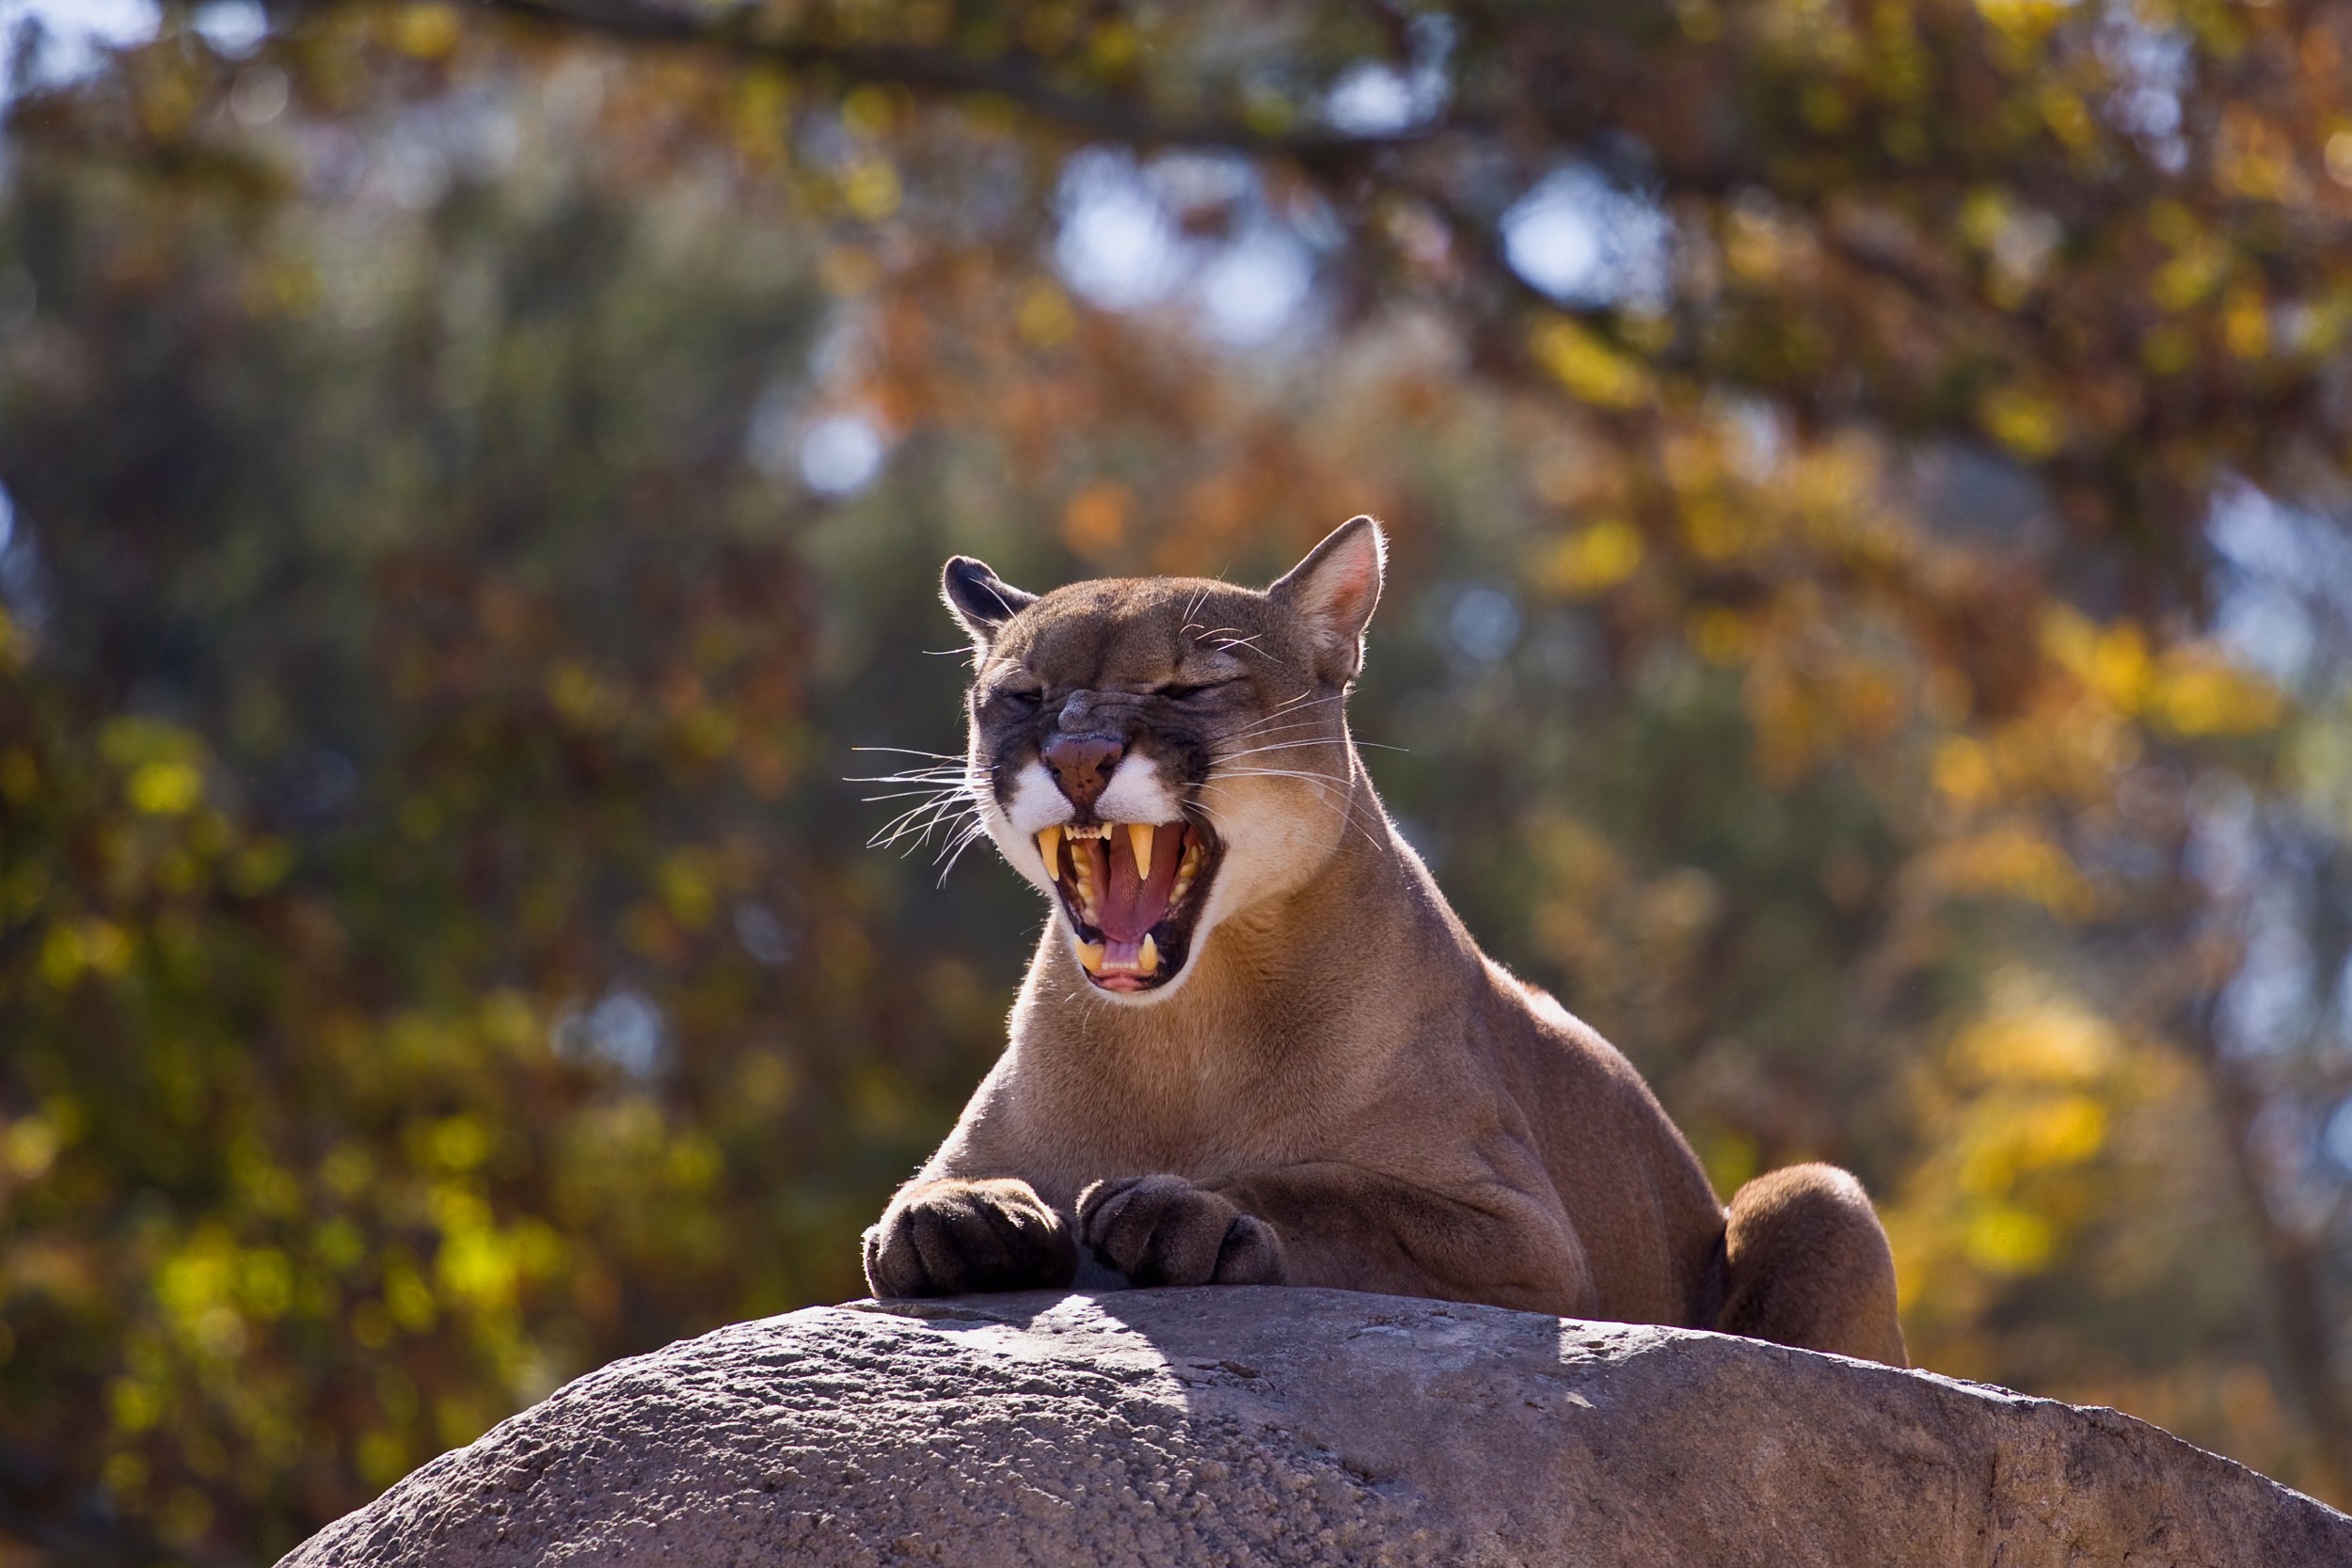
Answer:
[
  {"left": 1269, "top": 515, "right": 1386, "bottom": 684},
  {"left": 941, "top": 555, "right": 1039, "bottom": 646}
]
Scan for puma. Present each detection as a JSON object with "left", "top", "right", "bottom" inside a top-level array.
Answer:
[{"left": 861, "top": 517, "right": 1908, "bottom": 1367}]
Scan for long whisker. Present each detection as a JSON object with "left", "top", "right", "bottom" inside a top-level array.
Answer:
[
  {"left": 1210, "top": 746, "right": 1342, "bottom": 767},
  {"left": 1210, "top": 720, "right": 1350, "bottom": 747},
  {"left": 1208, "top": 731, "right": 1347, "bottom": 757},
  {"left": 869, "top": 794, "right": 981, "bottom": 850},
  {"left": 1210, "top": 709, "right": 1407, "bottom": 762},
  {"left": 1212, "top": 767, "right": 1355, "bottom": 788},
  {"left": 1200, "top": 771, "right": 1387, "bottom": 855},
  {"left": 1265, "top": 687, "right": 1335, "bottom": 714},
  {"left": 868, "top": 815, "right": 957, "bottom": 852},
  {"left": 869, "top": 799, "right": 949, "bottom": 840},
  {"left": 1227, "top": 692, "right": 1347, "bottom": 731},
  {"left": 890, "top": 814, "right": 982, "bottom": 858},
  {"left": 935, "top": 819, "right": 995, "bottom": 883},
  {"left": 1216, "top": 721, "right": 1334, "bottom": 753},
  {"left": 931, "top": 813, "right": 988, "bottom": 863},
  {"left": 868, "top": 784, "right": 975, "bottom": 816}
]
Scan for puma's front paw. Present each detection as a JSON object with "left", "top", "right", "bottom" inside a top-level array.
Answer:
[
  {"left": 862, "top": 1177, "right": 1078, "bottom": 1298},
  {"left": 1076, "top": 1174, "right": 1286, "bottom": 1287}
]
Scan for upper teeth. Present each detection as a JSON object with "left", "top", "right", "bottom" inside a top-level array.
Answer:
[
  {"left": 1042, "top": 820, "right": 1173, "bottom": 878},
  {"left": 1036, "top": 820, "right": 1204, "bottom": 948}
]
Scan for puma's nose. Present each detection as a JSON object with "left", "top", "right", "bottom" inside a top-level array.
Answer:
[{"left": 1041, "top": 735, "right": 1123, "bottom": 810}]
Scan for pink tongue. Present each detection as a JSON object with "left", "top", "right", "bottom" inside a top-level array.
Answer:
[{"left": 1092, "top": 831, "right": 1178, "bottom": 942}]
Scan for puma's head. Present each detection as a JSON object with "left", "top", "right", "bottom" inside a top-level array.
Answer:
[{"left": 944, "top": 517, "right": 1386, "bottom": 1004}]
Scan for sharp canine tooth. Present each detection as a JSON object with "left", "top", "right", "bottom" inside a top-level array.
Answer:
[
  {"left": 1037, "top": 825, "right": 1063, "bottom": 872},
  {"left": 1128, "top": 823, "right": 1155, "bottom": 875},
  {"left": 1076, "top": 941, "right": 1105, "bottom": 973},
  {"left": 1139, "top": 934, "right": 1158, "bottom": 974}
]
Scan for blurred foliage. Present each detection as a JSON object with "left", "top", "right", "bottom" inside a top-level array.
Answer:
[{"left": 3, "top": 0, "right": 2352, "bottom": 1560}]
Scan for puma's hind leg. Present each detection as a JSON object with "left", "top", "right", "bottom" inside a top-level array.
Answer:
[{"left": 1717, "top": 1163, "right": 1907, "bottom": 1367}]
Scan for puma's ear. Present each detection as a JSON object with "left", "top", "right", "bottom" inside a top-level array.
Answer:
[
  {"left": 1268, "top": 516, "right": 1386, "bottom": 683},
  {"left": 941, "top": 556, "right": 1039, "bottom": 645}
]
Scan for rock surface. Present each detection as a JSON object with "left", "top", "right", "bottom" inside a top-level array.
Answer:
[{"left": 279, "top": 1287, "right": 2351, "bottom": 1567}]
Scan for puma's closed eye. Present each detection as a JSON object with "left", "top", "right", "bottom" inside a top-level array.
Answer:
[{"left": 1155, "top": 679, "right": 1240, "bottom": 703}]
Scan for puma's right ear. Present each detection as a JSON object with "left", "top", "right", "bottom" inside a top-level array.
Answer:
[
  {"left": 1269, "top": 516, "right": 1386, "bottom": 684},
  {"left": 941, "top": 556, "right": 1039, "bottom": 645}
]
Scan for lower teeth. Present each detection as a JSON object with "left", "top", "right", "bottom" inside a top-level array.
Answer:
[
  {"left": 1078, "top": 933, "right": 1160, "bottom": 978},
  {"left": 1056, "top": 824, "right": 1210, "bottom": 982}
]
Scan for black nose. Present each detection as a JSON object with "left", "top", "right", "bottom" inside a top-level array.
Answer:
[{"left": 1041, "top": 735, "right": 1123, "bottom": 810}]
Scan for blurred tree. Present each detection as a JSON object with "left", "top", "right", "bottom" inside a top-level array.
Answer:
[{"left": 2, "top": 0, "right": 2350, "bottom": 1561}]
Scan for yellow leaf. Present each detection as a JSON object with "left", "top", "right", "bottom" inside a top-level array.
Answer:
[
  {"left": 1961, "top": 1005, "right": 2118, "bottom": 1085},
  {"left": 127, "top": 758, "right": 202, "bottom": 815},
  {"left": 1933, "top": 736, "right": 1997, "bottom": 806},
  {"left": 1973, "top": 0, "right": 2068, "bottom": 48},
  {"left": 3, "top": 1117, "right": 60, "bottom": 1179},
  {"left": 2151, "top": 652, "right": 2281, "bottom": 736},
  {"left": 393, "top": 3, "right": 461, "bottom": 60},
  {"left": 843, "top": 159, "right": 902, "bottom": 221},
  {"left": 1017, "top": 280, "right": 1076, "bottom": 348},
  {"left": 2223, "top": 286, "right": 2269, "bottom": 359},
  {"left": 1680, "top": 499, "right": 1751, "bottom": 562},
  {"left": 1977, "top": 384, "right": 2067, "bottom": 460},
  {"left": 1963, "top": 1204, "right": 2056, "bottom": 1275},
  {"left": 1529, "top": 317, "right": 1654, "bottom": 410},
  {"left": 229, "top": 839, "right": 292, "bottom": 895},
  {"left": 1687, "top": 608, "right": 1752, "bottom": 665},
  {"left": 2088, "top": 624, "right": 2151, "bottom": 707},
  {"left": 1926, "top": 824, "right": 2095, "bottom": 918},
  {"left": 2016, "top": 1095, "right": 2106, "bottom": 1168},
  {"left": 841, "top": 86, "right": 897, "bottom": 138},
  {"left": 1535, "top": 518, "right": 1644, "bottom": 595},
  {"left": 659, "top": 850, "right": 717, "bottom": 928}
]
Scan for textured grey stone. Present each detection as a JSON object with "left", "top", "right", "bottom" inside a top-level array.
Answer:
[{"left": 278, "top": 1288, "right": 2352, "bottom": 1567}]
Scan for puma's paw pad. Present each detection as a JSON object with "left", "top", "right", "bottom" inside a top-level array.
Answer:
[
  {"left": 862, "top": 1178, "right": 1078, "bottom": 1298},
  {"left": 1075, "top": 1174, "right": 1285, "bottom": 1288}
]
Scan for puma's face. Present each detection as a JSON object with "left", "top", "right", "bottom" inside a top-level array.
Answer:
[{"left": 942, "top": 519, "right": 1386, "bottom": 1004}]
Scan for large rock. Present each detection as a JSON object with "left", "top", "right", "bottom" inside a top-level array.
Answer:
[{"left": 279, "top": 1288, "right": 2350, "bottom": 1567}]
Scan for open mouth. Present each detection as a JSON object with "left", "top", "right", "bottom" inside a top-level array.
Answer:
[{"left": 1036, "top": 819, "right": 1218, "bottom": 993}]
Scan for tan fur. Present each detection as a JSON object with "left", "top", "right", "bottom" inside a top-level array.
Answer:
[{"left": 862, "top": 520, "right": 1908, "bottom": 1366}]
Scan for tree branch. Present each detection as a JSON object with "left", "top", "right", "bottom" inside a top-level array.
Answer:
[
  {"left": 2176, "top": 927, "right": 2352, "bottom": 1502},
  {"left": 474, "top": 0, "right": 1449, "bottom": 168}
]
